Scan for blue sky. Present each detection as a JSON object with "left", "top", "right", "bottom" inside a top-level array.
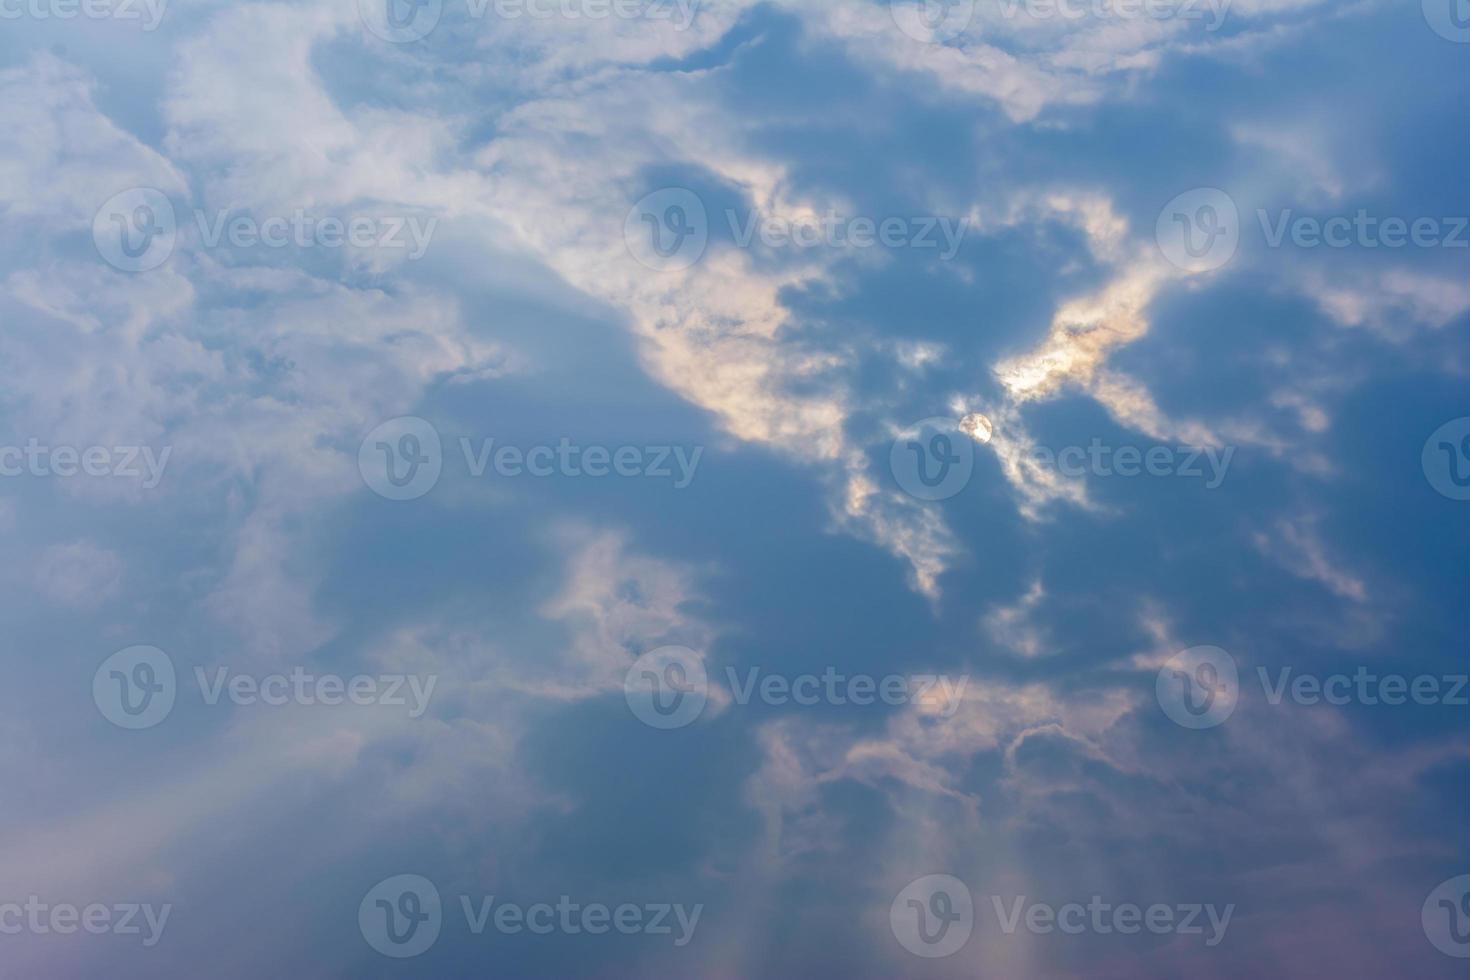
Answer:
[{"left": 2, "top": 0, "right": 1469, "bottom": 976}]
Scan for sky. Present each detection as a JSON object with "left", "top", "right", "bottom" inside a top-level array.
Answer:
[{"left": 2, "top": 0, "right": 1470, "bottom": 976}]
